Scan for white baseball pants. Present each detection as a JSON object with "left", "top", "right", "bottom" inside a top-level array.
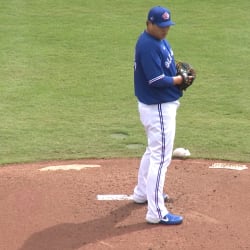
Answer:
[{"left": 133, "top": 100, "right": 180, "bottom": 222}]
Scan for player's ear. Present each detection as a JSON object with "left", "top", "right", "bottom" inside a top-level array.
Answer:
[{"left": 146, "top": 21, "right": 153, "bottom": 29}]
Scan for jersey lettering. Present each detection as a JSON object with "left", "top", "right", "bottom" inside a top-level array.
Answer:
[{"left": 164, "top": 49, "right": 174, "bottom": 69}]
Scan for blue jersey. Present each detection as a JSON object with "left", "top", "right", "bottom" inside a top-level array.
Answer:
[{"left": 134, "top": 31, "right": 182, "bottom": 105}]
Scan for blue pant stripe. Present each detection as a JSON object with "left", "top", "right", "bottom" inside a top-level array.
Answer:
[{"left": 155, "top": 104, "right": 165, "bottom": 219}]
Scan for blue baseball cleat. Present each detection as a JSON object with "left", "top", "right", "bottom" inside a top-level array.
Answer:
[
  {"left": 146, "top": 212, "right": 183, "bottom": 225},
  {"left": 159, "top": 213, "right": 183, "bottom": 225}
]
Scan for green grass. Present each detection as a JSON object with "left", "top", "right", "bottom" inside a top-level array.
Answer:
[{"left": 0, "top": 0, "right": 249, "bottom": 164}]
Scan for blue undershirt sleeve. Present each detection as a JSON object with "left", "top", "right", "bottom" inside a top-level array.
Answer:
[{"left": 150, "top": 75, "right": 174, "bottom": 87}]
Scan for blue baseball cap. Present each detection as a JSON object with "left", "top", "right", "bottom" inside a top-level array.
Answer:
[{"left": 147, "top": 6, "right": 175, "bottom": 27}]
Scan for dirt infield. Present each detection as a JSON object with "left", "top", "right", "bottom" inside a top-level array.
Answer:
[{"left": 0, "top": 158, "right": 249, "bottom": 250}]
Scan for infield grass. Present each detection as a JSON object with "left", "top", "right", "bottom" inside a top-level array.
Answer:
[{"left": 0, "top": 0, "right": 249, "bottom": 164}]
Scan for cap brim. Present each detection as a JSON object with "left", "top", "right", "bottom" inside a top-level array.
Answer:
[{"left": 157, "top": 21, "right": 175, "bottom": 27}]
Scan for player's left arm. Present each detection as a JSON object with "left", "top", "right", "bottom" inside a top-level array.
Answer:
[{"left": 140, "top": 46, "right": 174, "bottom": 87}]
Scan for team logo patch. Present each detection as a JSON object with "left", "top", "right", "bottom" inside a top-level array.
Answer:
[{"left": 162, "top": 12, "right": 170, "bottom": 20}]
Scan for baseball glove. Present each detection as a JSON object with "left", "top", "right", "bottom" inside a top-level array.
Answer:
[{"left": 176, "top": 61, "right": 196, "bottom": 91}]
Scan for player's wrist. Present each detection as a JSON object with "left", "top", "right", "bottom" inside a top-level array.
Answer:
[{"left": 173, "top": 75, "right": 183, "bottom": 85}]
